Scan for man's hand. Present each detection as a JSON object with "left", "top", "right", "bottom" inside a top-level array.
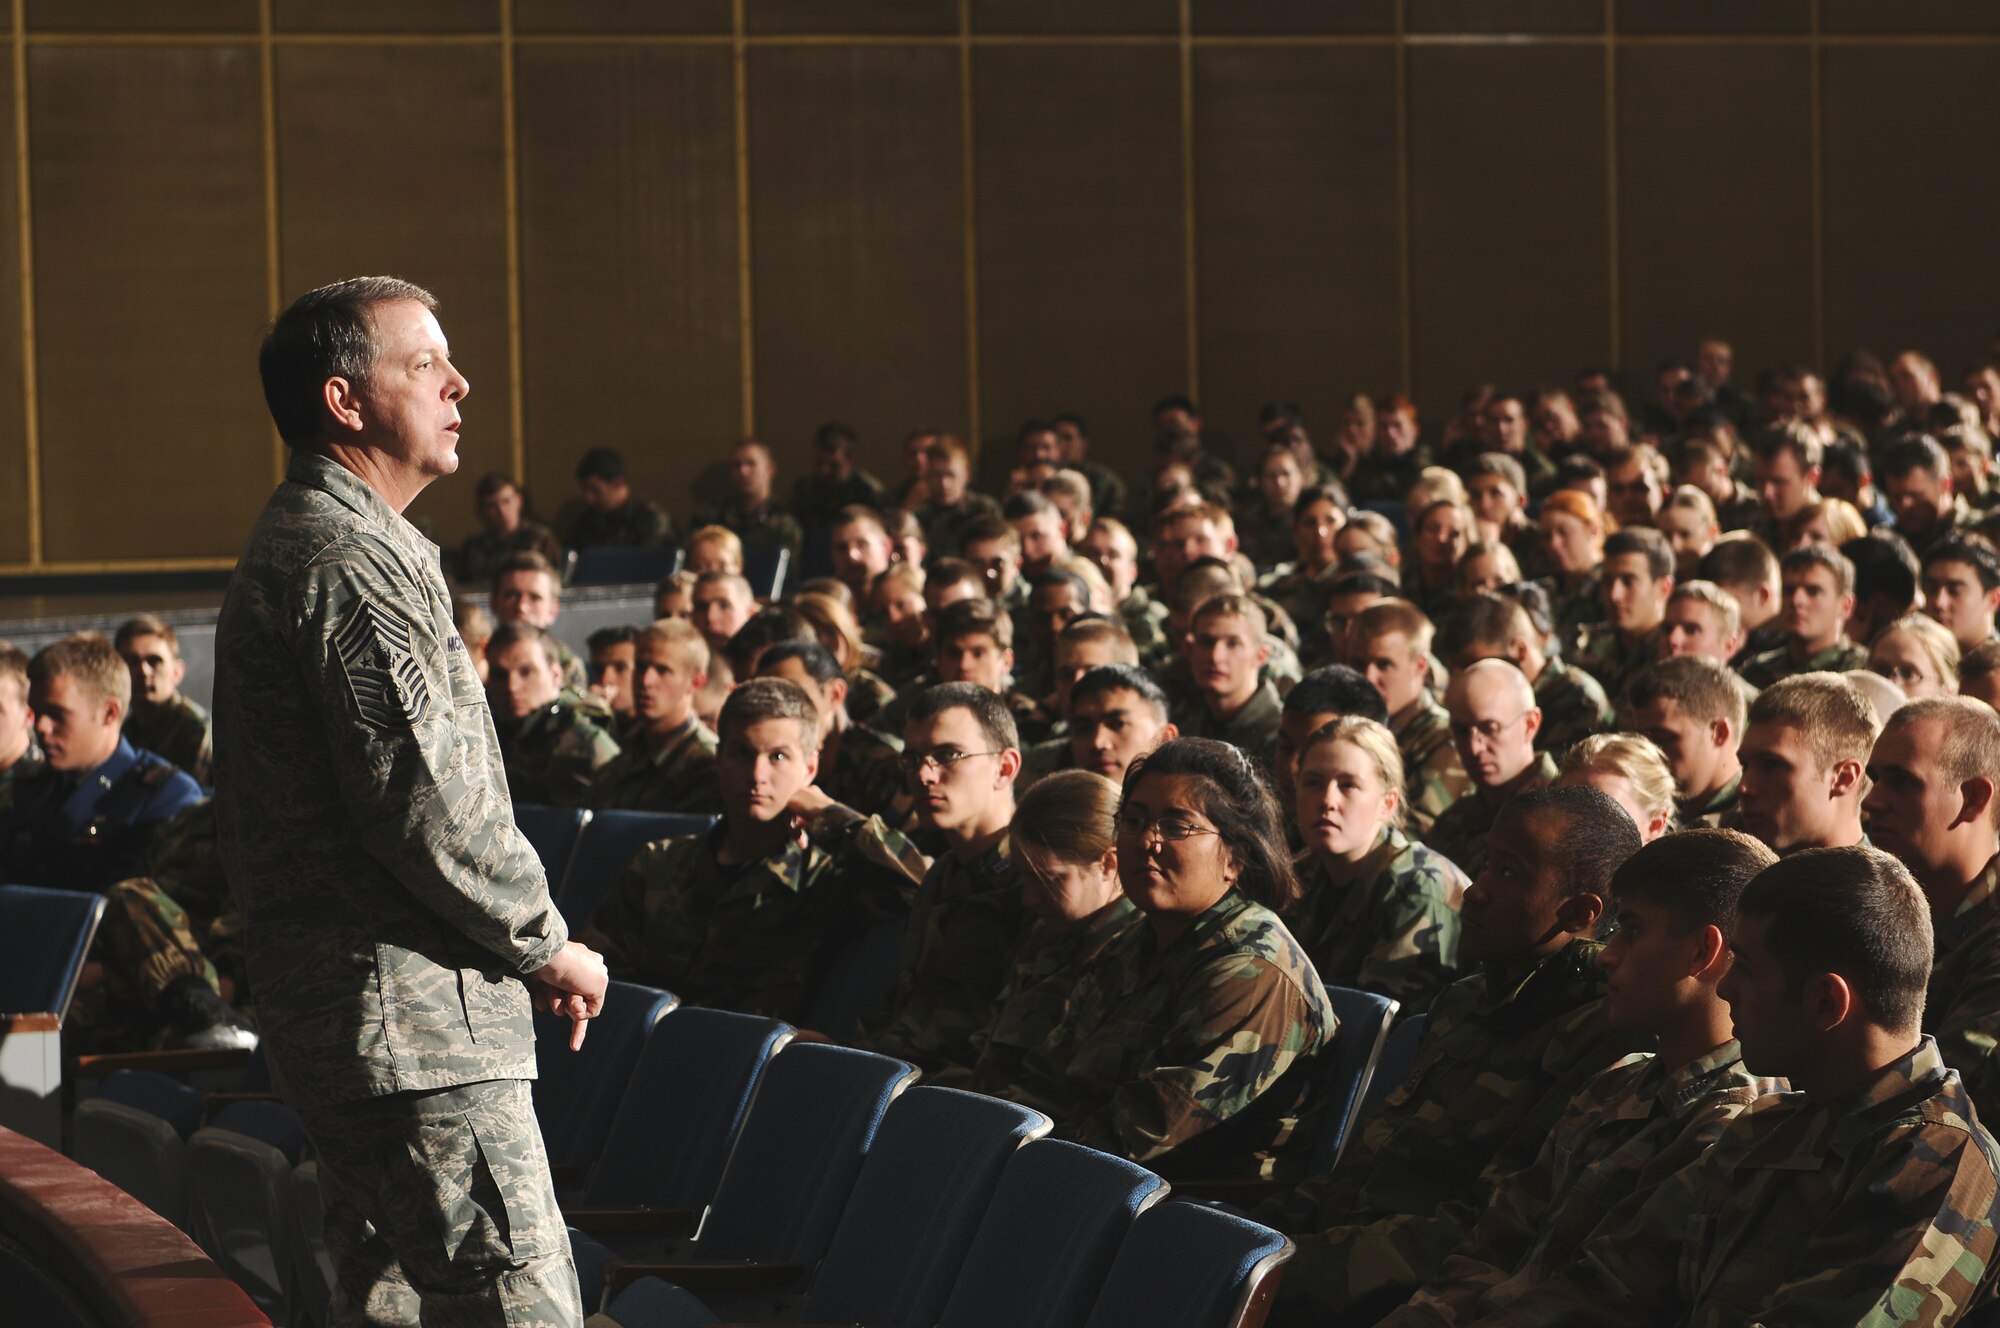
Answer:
[
  {"left": 526, "top": 941, "right": 609, "bottom": 1051},
  {"left": 786, "top": 783, "right": 835, "bottom": 818}
]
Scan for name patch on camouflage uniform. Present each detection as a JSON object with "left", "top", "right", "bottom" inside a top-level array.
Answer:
[{"left": 334, "top": 600, "right": 431, "bottom": 730}]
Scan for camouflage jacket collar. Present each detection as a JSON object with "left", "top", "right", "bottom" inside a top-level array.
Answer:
[
  {"left": 287, "top": 449, "right": 437, "bottom": 567},
  {"left": 1392, "top": 691, "right": 1449, "bottom": 741},
  {"left": 1743, "top": 1037, "right": 1960, "bottom": 1169},
  {"left": 1939, "top": 854, "right": 2000, "bottom": 955},
  {"left": 1602, "top": 1040, "right": 1763, "bottom": 1125},
  {"left": 1679, "top": 768, "right": 1742, "bottom": 822},
  {"left": 1140, "top": 888, "right": 1255, "bottom": 971},
  {"left": 643, "top": 716, "right": 710, "bottom": 767},
  {"left": 1475, "top": 937, "right": 1608, "bottom": 1028},
  {"left": 719, "top": 825, "right": 824, "bottom": 898},
  {"left": 1785, "top": 637, "right": 1862, "bottom": 672}
]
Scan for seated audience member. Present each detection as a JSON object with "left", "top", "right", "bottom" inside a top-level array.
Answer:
[
  {"left": 693, "top": 437, "right": 802, "bottom": 561},
  {"left": 828, "top": 503, "right": 895, "bottom": 606},
  {"left": 1426, "top": 659, "right": 1555, "bottom": 876},
  {"left": 486, "top": 623, "right": 619, "bottom": 806},
  {"left": 959, "top": 770, "right": 1142, "bottom": 1092},
  {"left": 1820, "top": 434, "right": 1896, "bottom": 528},
  {"left": 861, "top": 684, "right": 1028, "bottom": 1073},
  {"left": 1272, "top": 664, "right": 1391, "bottom": 816},
  {"left": 1004, "top": 738, "right": 1334, "bottom": 1174},
  {"left": 453, "top": 600, "right": 493, "bottom": 684},
  {"left": 1674, "top": 430, "right": 1758, "bottom": 531},
  {"left": 1152, "top": 500, "right": 1242, "bottom": 604},
  {"left": 1624, "top": 655, "right": 1746, "bottom": 828},
  {"left": 652, "top": 569, "right": 696, "bottom": 621},
  {"left": 1003, "top": 487, "right": 1071, "bottom": 580},
  {"left": 1881, "top": 434, "right": 1975, "bottom": 558},
  {"left": 586, "top": 620, "right": 720, "bottom": 813},
  {"left": 1488, "top": 846, "right": 2000, "bottom": 1326},
  {"left": 1336, "top": 509, "right": 1403, "bottom": 574},
  {"left": 690, "top": 570, "right": 756, "bottom": 662},
  {"left": 1654, "top": 485, "right": 1720, "bottom": 578},
  {"left": 1698, "top": 534, "right": 1784, "bottom": 664},
  {"left": 1054, "top": 412, "right": 1126, "bottom": 523},
  {"left": 1037, "top": 468, "right": 1095, "bottom": 547},
  {"left": 1840, "top": 532, "right": 1921, "bottom": 647},
  {"left": 1382, "top": 829, "right": 1777, "bottom": 1327},
  {"left": 1602, "top": 442, "right": 1667, "bottom": 531},
  {"left": 1867, "top": 698, "right": 2000, "bottom": 1118},
  {"left": 1659, "top": 577, "right": 1755, "bottom": 704},
  {"left": 1746, "top": 419, "right": 1825, "bottom": 550},
  {"left": 1573, "top": 527, "right": 1673, "bottom": 703},
  {"left": 1922, "top": 535, "right": 2000, "bottom": 652},
  {"left": 755, "top": 641, "right": 914, "bottom": 834},
  {"left": 866, "top": 561, "right": 931, "bottom": 691},
  {"left": 961, "top": 515, "right": 1027, "bottom": 610},
  {"left": 3, "top": 633, "right": 204, "bottom": 889},
  {"left": 1454, "top": 541, "right": 1522, "bottom": 599},
  {"left": 1737, "top": 671, "right": 1878, "bottom": 854},
  {"left": 1015, "top": 567, "right": 1092, "bottom": 697},
  {"left": 1178, "top": 593, "right": 1283, "bottom": 756},
  {"left": 1788, "top": 495, "right": 1870, "bottom": 550},
  {"left": 790, "top": 589, "right": 895, "bottom": 726},
  {"left": 920, "top": 437, "right": 1002, "bottom": 557},
  {"left": 1739, "top": 544, "right": 1867, "bottom": 687},
  {"left": 720, "top": 605, "right": 815, "bottom": 688},
  {"left": 0, "top": 644, "right": 38, "bottom": 812},
  {"left": 1257, "top": 786, "right": 1646, "bottom": 1326},
  {"left": 789, "top": 420, "right": 886, "bottom": 531},
  {"left": 584, "top": 679, "right": 925, "bottom": 1021},
  {"left": 682, "top": 524, "right": 744, "bottom": 576},
  {"left": 1438, "top": 592, "right": 1613, "bottom": 756},
  {"left": 1080, "top": 516, "right": 1172, "bottom": 664},
  {"left": 1317, "top": 570, "right": 1401, "bottom": 669},
  {"left": 1351, "top": 600, "right": 1471, "bottom": 837},
  {"left": 1555, "top": 732, "right": 1677, "bottom": 843},
  {"left": 557, "top": 446, "right": 673, "bottom": 550},
  {"left": 882, "top": 506, "right": 927, "bottom": 571},
  {"left": 1242, "top": 445, "right": 1310, "bottom": 572},
  {"left": 585, "top": 624, "right": 641, "bottom": 731},
  {"left": 1405, "top": 500, "right": 1472, "bottom": 623},
  {"left": 1292, "top": 716, "right": 1466, "bottom": 1017},
  {"left": 1962, "top": 640, "right": 2000, "bottom": 710},
  {"left": 1258, "top": 484, "right": 1345, "bottom": 660},
  {"left": 455, "top": 470, "right": 563, "bottom": 587},
  {"left": 491, "top": 550, "right": 588, "bottom": 690},
  {"left": 1533, "top": 490, "right": 1611, "bottom": 647},
  {"left": 1870, "top": 612, "right": 1962, "bottom": 700},
  {"left": 114, "top": 614, "right": 213, "bottom": 784},
  {"left": 1463, "top": 452, "right": 1538, "bottom": 560},
  {"left": 1064, "top": 664, "right": 1178, "bottom": 790},
  {"left": 1017, "top": 617, "right": 1141, "bottom": 790},
  {"left": 863, "top": 597, "right": 1042, "bottom": 749}
]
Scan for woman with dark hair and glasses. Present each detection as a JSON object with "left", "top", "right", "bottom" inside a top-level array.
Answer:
[{"left": 1002, "top": 737, "right": 1335, "bottom": 1176}]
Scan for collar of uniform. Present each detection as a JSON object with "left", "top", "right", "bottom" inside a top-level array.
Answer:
[
  {"left": 1217, "top": 680, "right": 1282, "bottom": 734},
  {"left": 1680, "top": 769, "right": 1742, "bottom": 822},
  {"left": 1650, "top": 1039, "right": 1758, "bottom": 1118},
  {"left": 1822, "top": 1036, "right": 1951, "bottom": 1165},
  {"left": 645, "top": 716, "right": 703, "bottom": 766},
  {"left": 947, "top": 831, "right": 1014, "bottom": 884},
  {"left": 1941, "top": 854, "right": 2000, "bottom": 952},
  {"left": 1478, "top": 936, "right": 1606, "bottom": 1019},
  {"left": 1391, "top": 691, "right": 1447, "bottom": 738},
  {"left": 1144, "top": 888, "right": 1254, "bottom": 970},
  {"left": 287, "top": 449, "right": 437, "bottom": 566},
  {"left": 67, "top": 735, "right": 139, "bottom": 801},
  {"left": 724, "top": 826, "right": 818, "bottom": 897}
]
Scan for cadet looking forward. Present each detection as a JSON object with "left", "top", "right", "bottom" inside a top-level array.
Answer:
[{"left": 214, "top": 277, "right": 606, "bottom": 1328}]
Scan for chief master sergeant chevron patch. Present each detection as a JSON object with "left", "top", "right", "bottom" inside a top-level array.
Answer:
[{"left": 334, "top": 599, "right": 432, "bottom": 730}]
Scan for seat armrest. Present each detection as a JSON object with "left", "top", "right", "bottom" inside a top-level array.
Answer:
[
  {"left": 72, "top": 1047, "right": 255, "bottom": 1078},
  {"left": 1166, "top": 1177, "right": 1289, "bottom": 1205},
  {"left": 561, "top": 1206, "right": 698, "bottom": 1236},
  {"left": 604, "top": 1260, "right": 808, "bottom": 1294}
]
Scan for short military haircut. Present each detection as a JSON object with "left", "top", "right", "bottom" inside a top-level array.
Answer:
[
  {"left": 575, "top": 447, "right": 626, "bottom": 483},
  {"left": 688, "top": 526, "right": 744, "bottom": 563},
  {"left": 928, "top": 436, "right": 971, "bottom": 468},
  {"left": 1505, "top": 785, "right": 1643, "bottom": 923},
  {"left": 1002, "top": 489, "right": 1056, "bottom": 522},
  {"left": 1293, "top": 483, "right": 1344, "bottom": 515},
  {"left": 487, "top": 621, "right": 558, "bottom": 663},
  {"left": 961, "top": 514, "right": 1019, "bottom": 551},
  {"left": 1626, "top": 654, "right": 1746, "bottom": 731},
  {"left": 1879, "top": 434, "right": 1952, "bottom": 482},
  {"left": 935, "top": 596, "right": 1014, "bottom": 650},
  {"left": 910, "top": 680, "right": 1019, "bottom": 752},
  {"left": 1040, "top": 469, "right": 1090, "bottom": 512},
  {"left": 757, "top": 639, "right": 845, "bottom": 686},
  {"left": 723, "top": 606, "right": 814, "bottom": 675},
  {"left": 874, "top": 561, "right": 925, "bottom": 598},
  {"left": 814, "top": 421, "right": 857, "bottom": 453},
  {"left": 1698, "top": 536, "right": 1779, "bottom": 594},
  {"left": 1883, "top": 697, "right": 2000, "bottom": 827},
  {"left": 1155, "top": 499, "right": 1234, "bottom": 539},
  {"left": 455, "top": 601, "right": 493, "bottom": 647},
  {"left": 1780, "top": 543, "right": 1856, "bottom": 598},
  {"left": 719, "top": 676, "right": 819, "bottom": 746},
  {"left": 1342, "top": 509, "right": 1400, "bottom": 554},
  {"left": 29, "top": 633, "right": 131, "bottom": 709},
  {"left": 113, "top": 613, "right": 181, "bottom": 656},
  {"left": 1739, "top": 846, "right": 1932, "bottom": 1032},
  {"left": 1030, "top": 567, "right": 1092, "bottom": 606},
  {"left": 1174, "top": 558, "right": 1242, "bottom": 612},
  {"left": 1327, "top": 571, "right": 1401, "bottom": 601},
  {"left": 0, "top": 642, "right": 29, "bottom": 700},
  {"left": 1190, "top": 592, "right": 1268, "bottom": 638},
  {"left": 1844, "top": 534, "right": 1921, "bottom": 609},
  {"left": 1610, "top": 827, "right": 1776, "bottom": 937},
  {"left": 259, "top": 276, "right": 438, "bottom": 447},
  {"left": 1667, "top": 579, "right": 1743, "bottom": 638},
  {"left": 495, "top": 549, "right": 561, "bottom": 595},
  {"left": 1284, "top": 664, "right": 1389, "bottom": 726},
  {"left": 474, "top": 470, "right": 521, "bottom": 501},
  {"left": 1055, "top": 616, "right": 1138, "bottom": 663},
  {"left": 1922, "top": 535, "right": 2000, "bottom": 591},
  {"left": 925, "top": 557, "right": 985, "bottom": 598},
  {"left": 1748, "top": 672, "right": 1880, "bottom": 772},
  {"left": 695, "top": 568, "right": 753, "bottom": 600},
  {"left": 586, "top": 623, "right": 642, "bottom": 654},
  {"left": 640, "top": 617, "right": 711, "bottom": 675},
  {"left": 1962, "top": 640, "right": 2000, "bottom": 689},
  {"left": 1466, "top": 451, "right": 1527, "bottom": 492},
  {"left": 1437, "top": 592, "right": 1531, "bottom": 661},
  {"left": 1069, "top": 663, "right": 1170, "bottom": 722},
  {"left": 1603, "top": 527, "right": 1675, "bottom": 582},
  {"left": 1351, "top": 599, "right": 1435, "bottom": 659},
  {"left": 1751, "top": 420, "right": 1824, "bottom": 471},
  {"left": 831, "top": 503, "right": 888, "bottom": 537}
]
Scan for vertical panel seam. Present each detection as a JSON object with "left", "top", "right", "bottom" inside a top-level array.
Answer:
[
  {"left": 1394, "top": 0, "right": 1412, "bottom": 396},
  {"left": 1178, "top": 0, "right": 1197, "bottom": 403},
  {"left": 260, "top": 0, "right": 283, "bottom": 486},
  {"left": 733, "top": 0, "right": 755, "bottom": 435},
  {"left": 960, "top": 0, "right": 979, "bottom": 445},
  {"left": 10, "top": 0, "right": 38, "bottom": 566},
  {"left": 1809, "top": 0, "right": 1825, "bottom": 369},
  {"left": 1603, "top": 0, "right": 1619, "bottom": 370},
  {"left": 501, "top": 0, "right": 526, "bottom": 483}
]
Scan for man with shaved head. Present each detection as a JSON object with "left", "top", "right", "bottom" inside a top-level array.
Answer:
[{"left": 1425, "top": 659, "right": 1555, "bottom": 876}]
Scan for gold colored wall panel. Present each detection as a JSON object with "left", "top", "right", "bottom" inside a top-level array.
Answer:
[
  {"left": 1191, "top": 1, "right": 1394, "bottom": 35},
  {"left": 747, "top": 1, "right": 952, "bottom": 35},
  {"left": 0, "top": 39, "right": 25, "bottom": 565},
  {"left": 26, "top": 1, "right": 256, "bottom": 32},
  {"left": 514, "top": 1, "right": 730, "bottom": 35},
  {"left": 273, "top": 0, "right": 496, "bottom": 34},
  {"left": 972, "top": 0, "right": 1177, "bottom": 37},
  {"left": 1406, "top": 0, "right": 1601, "bottom": 35}
]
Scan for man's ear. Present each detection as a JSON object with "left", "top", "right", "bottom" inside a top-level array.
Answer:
[
  {"left": 1710, "top": 717, "right": 1734, "bottom": 752},
  {"left": 323, "top": 376, "right": 365, "bottom": 434},
  {"left": 1689, "top": 923, "right": 1728, "bottom": 980},
  {"left": 1555, "top": 890, "right": 1605, "bottom": 939},
  {"left": 1828, "top": 757, "right": 1865, "bottom": 800},
  {"left": 996, "top": 746, "right": 1023, "bottom": 784},
  {"left": 1954, "top": 775, "right": 1998, "bottom": 833},
  {"left": 825, "top": 677, "right": 850, "bottom": 713},
  {"left": 1803, "top": 971, "right": 1856, "bottom": 1033},
  {"left": 1522, "top": 705, "right": 1544, "bottom": 744}
]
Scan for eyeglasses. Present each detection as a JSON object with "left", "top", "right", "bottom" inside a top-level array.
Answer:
[
  {"left": 1451, "top": 712, "right": 1528, "bottom": 743},
  {"left": 1116, "top": 807, "right": 1221, "bottom": 844},
  {"left": 897, "top": 747, "right": 1003, "bottom": 777}
]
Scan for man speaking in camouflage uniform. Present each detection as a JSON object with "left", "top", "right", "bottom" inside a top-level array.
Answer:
[{"left": 214, "top": 276, "right": 607, "bottom": 1328}]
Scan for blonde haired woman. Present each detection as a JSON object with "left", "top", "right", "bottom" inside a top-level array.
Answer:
[
  {"left": 1291, "top": 716, "right": 1467, "bottom": 1016},
  {"left": 791, "top": 589, "right": 896, "bottom": 724},
  {"left": 1789, "top": 497, "right": 1869, "bottom": 551},
  {"left": 1556, "top": 732, "right": 1678, "bottom": 843},
  {"left": 1869, "top": 612, "right": 1961, "bottom": 699}
]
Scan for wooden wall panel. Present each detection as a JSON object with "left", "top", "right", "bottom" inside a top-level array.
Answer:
[
  {"left": 1192, "top": 1, "right": 1394, "bottom": 34},
  {"left": 973, "top": 44, "right": 1184, "bottom": 486},
  {"left": 515, "top": 1, "right": 730, "bottom": 34},
  {"left": 275, "top": 44, "right": 510, "bottom": 547},
  {"left": 1821, "top": 1, "right": 2000, "bottom": 34},
  {"left": 0, "top": 39, "right": 25, "bottom": 565},
  {"left": 515, "top": 45, "right": 739, "bottom": 529},
  {"left": 26, "top": 0, "right": 255, "bottom": 31},
  {"left": 28, "top": 45, "right": 268, "bottom": 563},
  {"left": 1406, "top": 0, "right": 1602, "bottom": 34},
  {"left": 1822, "top": 45, "right": 2000, "bottom": 365},
  {"left": 971, "top": 0, "right": 1176, "bottom": 36},
  {"left": 747, "top": 45, "right": 965, "bottom": 486},
  {"left": 748, "top": 0, "right": 953, "bottom": 34},
  {"left": 1617, "top": 44, "right": 1814, "bottom": 390},
  {"left": 1406, "top": 45, "right": 1608, "bottom": 417},
  {"left": 1615, "top": 0, "right": 1809, "bottom": 33},
  {"left": 1192, "top": 44, "right": 1401, "bottom": 445},
  {"left": 273, "top": 0, "right": 496, "bottom": 33}
]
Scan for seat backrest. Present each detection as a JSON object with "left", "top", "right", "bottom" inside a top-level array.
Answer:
[
  {"left": 939, "top": 1139, "right": 1167, "bottom": 1328},
  {"left": 1353, "top": 1012, "right": 1427, "bottom": 1129},
  {"left": 695, "top": 1042, "right": 917, "bottom": 1264},
  {"left": 93, "top": 1069, "right": 208, "bottom": 1140},
  {"left": 797, "top": 913, "right": 908, "bottom": 1042},
  {"left": 1308, "top": 987, "right": 1400, "bottom": 1175},
  {"left": 187, "top": 1101, "right": 308, "bottom": 1319},
  {"left": 1082, "top": 1201, "right": 1293, "bottom": 1328},
  {"left": 533, "top": 980, "right": 678, "bottom": 1171},
  {"left": 583, "top": 1007, "right": 794, "bottom": 1209},
  {"left": 599, "top": 1275, "right": 720, "bottom": 1328},
  {"left": 207, "top": 1100, "right": 307, "bottom": 1165},
  {"left": 556, "top": 810, "right": 718, "bottom": 923},
  {"left": 569, "top": 545, "right": 683, "bottom": 588},
  {"left": 804, "top": 1087, "right": 1051, "bottom": 1326},
  {"left": 513, "top": 804, "right": 592, "bottom": 890},
  {"left": 0, "top": 884, "right": 105, "bottom": 1019},
  {"left": 743, "top": 544, "right": 791, "bottom": 601}
]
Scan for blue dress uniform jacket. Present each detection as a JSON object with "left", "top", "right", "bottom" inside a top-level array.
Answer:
[{"left": 1, "top": 736, "right": 203, "bottom": 890}]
